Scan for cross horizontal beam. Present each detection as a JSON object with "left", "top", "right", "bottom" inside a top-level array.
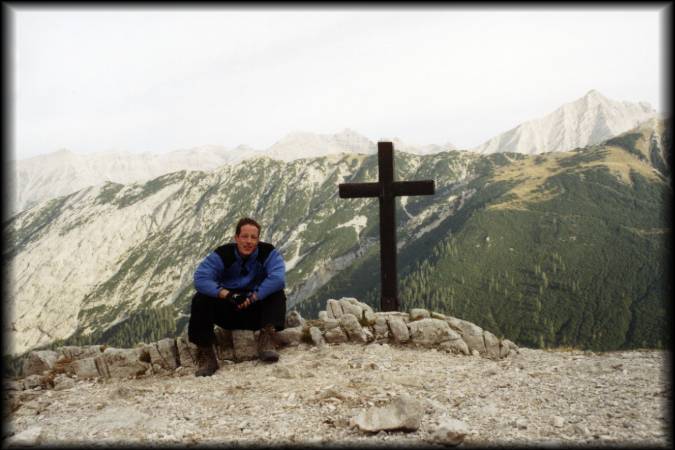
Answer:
[{"left": 339, "top": 180, "right": 435, "bottom": 198}]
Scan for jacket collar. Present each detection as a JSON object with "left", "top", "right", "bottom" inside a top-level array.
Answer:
[{"left": 234, "top": 245, "right": 259, "bottom": 264}]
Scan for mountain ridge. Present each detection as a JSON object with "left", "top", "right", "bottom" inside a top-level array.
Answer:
[{"left": 11, "top": 91, "right": 656, "bottom": 215}]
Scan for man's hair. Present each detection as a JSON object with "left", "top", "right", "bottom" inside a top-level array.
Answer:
[{"left": 235, "top": 217, "right": 261, "bottom": 236}]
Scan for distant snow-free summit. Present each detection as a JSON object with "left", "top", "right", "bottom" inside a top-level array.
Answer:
[{"left": 470, "top": 89, "right": 657, "bottom": 155}]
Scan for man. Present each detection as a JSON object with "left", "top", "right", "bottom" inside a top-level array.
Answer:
[{"left": 188, "top": 217, "right": 286, "bottom": 376}]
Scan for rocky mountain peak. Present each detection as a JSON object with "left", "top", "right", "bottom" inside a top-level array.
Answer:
[{"left": 470, "top": 90, "right": 657, "bottom": 155}]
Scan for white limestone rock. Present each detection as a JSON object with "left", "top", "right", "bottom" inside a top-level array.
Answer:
[
  {"left": 409, "top": 308, "right": 430, "bottom": 321},
  {"left": 309, "top": 327, "right": 325, "bottom": 347},
  {"left": 327, "top": 299, "right": 344, "bottom": 319},
  {"left": 339, "top": 299, "right": 364, "bottom": 323},
  {"left": 502, "top": 339, "right": 519, "bottom": 354},
  {"left": 429, "top": 418, "right": 470, "bottom": 446},
  {"left": 322, "top": 318, "right": 340, "bottom": 330},
  {"left": 276, "top": 326, "right": 303, "bottom": 347},
  {"left": 339, "top": 313, "right": 367, "bottom": 343},
  {"left": 96, "top": 347, "right": 150, "bottom": 379},
  {"left": 407, "top": 318, "right": 460, "bottom": 347},
  {"left": 439, "top": 339, "right": 470, "bottom": 355},
  {"left": 387, "top": 316, "right": 410, "bottom": 344},
  {"left": 58, "top": 345, "right": 102, "bottom": 361},
  {"left": 376, "top": 311, "right": 410, "bottom": 323},
  {"left": 286, "top": 310, "right": 305, "bottom": 328},
  {"left": 352, "top": 394, "right": 423, "bottom": 432},
  {"left": 144, "top": 338, "right": 179, "bottom": 372},
  {"left": 324, "top": 326, "right": 349, "bottom": 344},
  {"left": 52, "top": 373, "right": 75, "bottom": 391},
  {"left": 373, "top": 316, "right": 390, "bottom": 341},
  {"left": 70, "top": 356, "right": 100, "bottom": 379},
  {"left": 22, "top": 350, "right": 58, "bottom": 377},
  {"left": 6, "top": 426, "right": 44, "bottom": 446},
  {"left": 22, "top": 375, "right": 43, "bottom": 390},
  {"left": 446, "top": 316, "right": 486, "bottom": 354}
]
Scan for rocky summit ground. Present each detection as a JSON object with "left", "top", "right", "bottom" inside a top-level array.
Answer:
[{"left": 4, "top": 343, "right": 671, "bottom": 448}]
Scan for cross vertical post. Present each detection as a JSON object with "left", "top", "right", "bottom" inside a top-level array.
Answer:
[{"left": 339, "top": 142, "right": 435, "bottom": 311}]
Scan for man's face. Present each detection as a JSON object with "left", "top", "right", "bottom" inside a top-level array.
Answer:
[{"left": 235, "top": 224, "right": 260, "bottom": 257}]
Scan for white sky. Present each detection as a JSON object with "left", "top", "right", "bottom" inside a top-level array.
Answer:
[{"left": 10, "top": 6, "right": 668, "bottom": 160}]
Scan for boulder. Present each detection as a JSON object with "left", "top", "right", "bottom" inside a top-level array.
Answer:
[
  {"left": 322, "top": 318, "right": 340, "bottom": 330},
  {"left": 232, "top": 330, "right": 258, "bottom": 362},
  {"left": 5, "top": 426, "right": 44, "bottom": 447},
  {"left": 326, "top": 299, "right": 344, "bottom": 319},
  {"left": 285, "top": 310, "right": 305, "bottom": 328},
  {"left": 363, "top": 309, "right": 376, "bottom": 326},
  {"left": 23, "top": 374, "right": 43, "bottom": 390},
  {"left": 430, "top": 311, "right": 447, "bottom": 320},
  {"left": 363, "top": 327, "right": 375, "bottom": 343},
  {"left": 502, "top": 339, "right": 519, "bottom": 354},
  {"left": 373, "top": 316, "right": 389, "bottom": 341},
  {"left": 176, "top": 336, "right": 198, "bottom": 368},
  {"left": 483, "top": 331, "right": 501, "bottom": 359},
  {"left": 318, "top": 311, "right": 329, "bottom": 321},
  {"left": 22, "top": 350, "right": 58, "bottom": 377},
  {"left": 352, "top": 300, "right": 376, "bottom": 325},
  {"left": 339, "top": 299, "right": 364, "bottom": 323},
  {"left": 352, "top": 394, "right": 423, "bottom": 432},
  {"left": 145, "top": 338, "right": 179, "bottom": 372},
  {"left": 338, "top": 313, "right": 367, "bottom": 343},
  {"left": 309, "top": 327, "right": 325, "bottom": 347},
  {"left": 70, "top": 357, "right": 100, "bottom": 379},
  {"left": 375, "top": 311, "right": 410, "bottom": 322},
  {"left": 439, "top": 339, "right": 470, "bottom": 355},
  {"left": 429, "top": 418, "right": 470, "bottom": 446},
  {"left": 446, "top": 316, "right": 486, "bottom": 354},
  {"left": 58, "top": 345, "right": 102, "bottom": 361},
  {"left": 407, "top": 318, "right": 460, "bottom": 347},
  {"left": 275, "top": 326, "right": 303, "bottom": 347},
  {"left": 53, "top": 374, "right": 75, "bottom": 391},
  {"left": 324, "top": 326, "right": 348, "bottom": 344},
  {"left": 96, "top": 348, "right": 150, "bottom": 379},
  {"left": 386, "top": 316, "right": 410, "bottom": 344},
  {"left": 409, "top": 308, "right": 430, "bottom": 321}
]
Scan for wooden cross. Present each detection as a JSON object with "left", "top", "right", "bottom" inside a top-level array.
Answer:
[{"left": 339, "top": 142, "right": 435, "bottom": 311}]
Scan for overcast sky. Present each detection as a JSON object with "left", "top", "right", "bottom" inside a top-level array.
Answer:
[{"left": 10, "top": 6, "right": 668, "bottom": 161}]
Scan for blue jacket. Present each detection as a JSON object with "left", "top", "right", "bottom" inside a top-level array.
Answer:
[{"left": 193, "top": 243, "right": 286, "bottom": 301}]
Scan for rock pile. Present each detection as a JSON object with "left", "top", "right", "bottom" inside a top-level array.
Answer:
[{"left": 15, "top": 297, "right": 518, "bottom": 388}]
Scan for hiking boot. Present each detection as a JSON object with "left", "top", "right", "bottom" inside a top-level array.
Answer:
[
  {"left": 258, "top": 324, "right": 280, "bottom": 363},
  {"left": 194, "top": 345, "right": 219, "bottom": 377}
]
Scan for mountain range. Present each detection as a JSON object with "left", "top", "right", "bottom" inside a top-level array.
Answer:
[
  {"left": 10, "top": 91, "right": 657, "bottom": 215},
  {"left": 4, "top": 111, "right": 670, "bottom": 359}
]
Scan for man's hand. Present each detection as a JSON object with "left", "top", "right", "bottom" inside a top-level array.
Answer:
[
  {"left": 236, "top": 292, "right": 257, "bottom": 310},
  {"left": 230, "top": 293, "right": 249, "bottom": 308}
]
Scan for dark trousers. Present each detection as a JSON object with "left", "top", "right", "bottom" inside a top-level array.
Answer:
[{"left": 187, "top": 290, "right": 287, "bottom": 347}]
